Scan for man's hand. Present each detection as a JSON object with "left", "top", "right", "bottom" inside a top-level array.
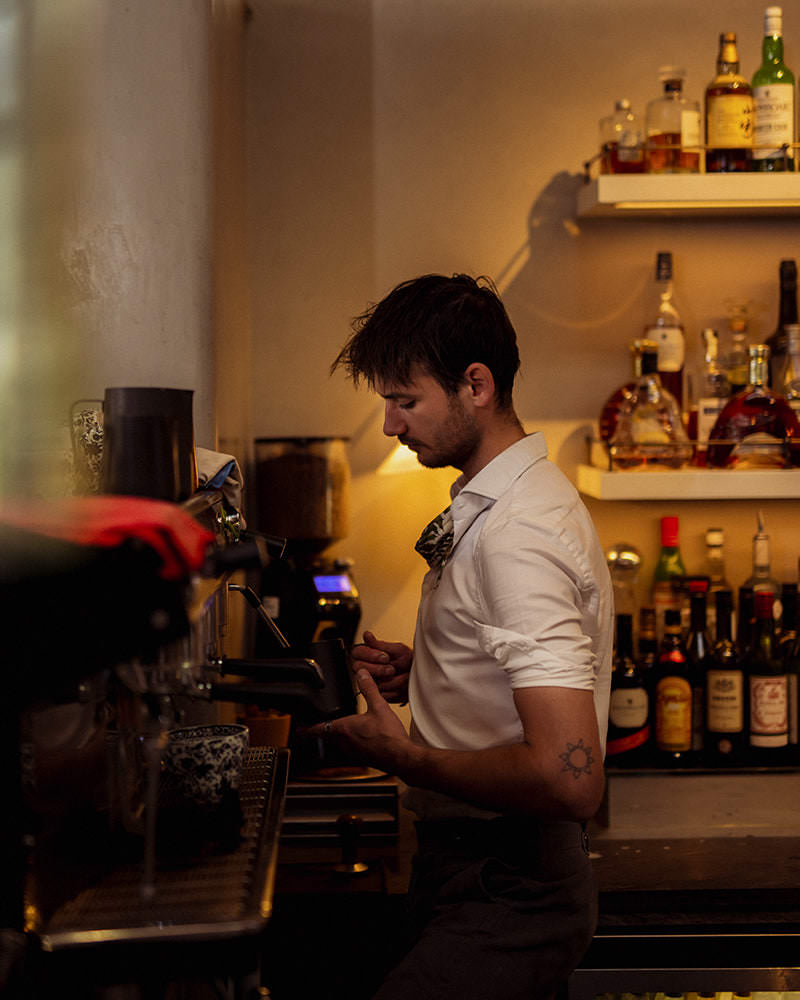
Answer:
[
  {"left": 350, "top": 630, "right": 412, "bottom": 704},
  {"left": 311, "top": 669, "right": 414, "bottom": 774}
]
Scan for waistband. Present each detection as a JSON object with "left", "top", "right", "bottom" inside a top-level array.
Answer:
[{"left": 414, "top": 816, "right": 589, "bottom": 858}]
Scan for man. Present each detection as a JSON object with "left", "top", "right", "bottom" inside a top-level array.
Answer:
[{"left": 321, "top": 273, "right": 613, "bottom": 1000}]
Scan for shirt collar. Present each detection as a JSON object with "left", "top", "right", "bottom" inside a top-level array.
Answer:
[{"left": 450, "top": 432, "right": 548, "bottom": 504}]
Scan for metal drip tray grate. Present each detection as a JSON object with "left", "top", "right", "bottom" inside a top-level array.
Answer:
[{"left": 35, "top": 746, "right": 289, "bottom": 950}]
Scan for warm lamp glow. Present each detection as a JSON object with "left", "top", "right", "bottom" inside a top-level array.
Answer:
[{"left": 377, "top": 442, "right": 422, "bottom": 475}]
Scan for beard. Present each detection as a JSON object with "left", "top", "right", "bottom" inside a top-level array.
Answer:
[{"left": 406, "top": 394, "right": 481, "bottom": 471}]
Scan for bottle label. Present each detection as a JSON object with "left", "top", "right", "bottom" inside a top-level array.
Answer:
[
  {"left": 697, "top": 397, "right": 728, "bottom": 445},
  {"left": 680, "top": 109, "right": 701, "bottom": 149},
  {"left": 606, "top": 724, "right": 650, "bottom": 757},
  {"left": 609, "top": 687, "right": 649, "bottom": 728},
  {"left": 789, "top": 672, "right": 798, "bottom": 746},
  {"left": 752, "top": 83, "right": 795, "bottom": 159},
  {"left": 706, "top": 668, "right": 744, "bottom": 732},
  {"left": 649, "top": 325, "right": 685, "bottom": 372},
  {"left": 749, "top": 673, "right": 789, "bottom": 746},
  {"left": 653, "top": 581, "right": 683, "bottom": 638},
  {"left": 655, "top": 675, "right": 692, "bottom": 751},
  {"left": 707, "top": 94, "right": 754, "bottom": 147}
]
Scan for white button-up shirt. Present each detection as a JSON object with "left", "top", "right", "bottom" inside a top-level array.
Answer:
[{"left": 405, "top": 433, "right": 613, "bottom": 819}]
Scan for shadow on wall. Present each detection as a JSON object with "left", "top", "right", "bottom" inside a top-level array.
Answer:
[{"left": 499, "top": 170, "right": 657, "bottom": 427}]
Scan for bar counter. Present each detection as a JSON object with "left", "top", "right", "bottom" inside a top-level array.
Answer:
[{"left": 267, "top": 792, "right": 800, "bottom": 1000}]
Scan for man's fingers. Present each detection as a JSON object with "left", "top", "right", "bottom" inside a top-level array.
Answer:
[{"left": 355, "top": 668, "right": 384, "bottom": 708}]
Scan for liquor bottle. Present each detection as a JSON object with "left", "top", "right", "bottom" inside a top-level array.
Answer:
[
  {"left": 599, "top": 341, "right": 645, "bottom": 443},
  {"left": 706, "top": 344, "right": 800, "bottom": 469},
  {"left": 745, "top": 589, "right": 789, "bottom": 761},
  {"left": 638, "top": 606, "right": 659, "bottom": 673},
  {"left": 599, "top": 99, "right": 645, "bottom": 174},
  {"left": 737, "top": 585, "right": 756, "bottom": 654},
  {"left": 606, "top": 613, "right": 651, "bottom": 767},
  {"left": 705, "top": 588, "right": 747, "bottom": 765},
  {"left": 652, "top": 515, "right": 686, "bottom": 641},
  {"left": 653, "top": 608, "right": 694, "bottom": 765},
  {"left": 704, "top": 527, "right": 732, "bottom": 635},
  {"left": 751, "top": 6, "right": 796, "bottom": 171},
  {"left": 743, "top": 510, "right": 782, "bottom": 620},
  {"left": 608, "top": 341, "right": 692, "bottom": 470},
  {"left": 726, "top": 314, "right": 751, "bottom": 396},
  {"left": 686, "top": 589, "right": 712, "bottom": 757},
  {"left": 765, "top": 259, "right": 798, "bottom": 387},
  {"left": 781, "top": 324, "right": 800, "bottom": 415},
  {"left": 606, "top": 542, "right": 641, "bottom": 619},
  {"left": 644, "top": 252, "right": 685, "bottom": 408},
  {"left": 705, "top": 32, "right": 754, "bottom": 172},
  {"left": 645, "top": 66, "right": 702, "bottom": 173},
  {"left": 695, "top": 328, "right": 732, "bottom": 465},
  {"left": 778, "top": 582, "right": 800, "bottom": 761}
]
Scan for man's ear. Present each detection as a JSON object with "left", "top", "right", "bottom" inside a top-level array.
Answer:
[{"left": 463, "top": 362, "right": 496, "bottom": 408}]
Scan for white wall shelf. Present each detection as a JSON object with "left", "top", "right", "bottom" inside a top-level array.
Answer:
[
  {"left": 577, "top": 173, "right": 800, "bottom": 218},
  {"left": 576, "top": 463, "right": 800, "bottom": 501}
]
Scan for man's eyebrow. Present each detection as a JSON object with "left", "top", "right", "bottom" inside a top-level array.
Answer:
[{"left": 379, "top": 388, "right": 415, "bottom": 400}]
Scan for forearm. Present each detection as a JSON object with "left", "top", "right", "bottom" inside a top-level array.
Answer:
[{"left": 398, "top": 738, "right": 604, "bottom": 821}]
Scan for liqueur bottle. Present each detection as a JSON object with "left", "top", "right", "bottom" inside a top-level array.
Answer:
[
  {"left": 706, "top": 344, "right": 800, "bottom": 469},
  {"left": 745, "top": 589, "right": 789, "bottom": 761},
  {"left": 737, "top": 586, "right": 756, "bottom": 654},
  {"left": 704, "top": 527, "right": 732, "bottom": 635},
  {"left": 653, "top": 608, "right": 694, "bottom": 766},
  {"left": 599, "top": 99, "right": 645, "bottom": 174},
  {"left": 645, "top": 66, "right": 702, "bottom": 173},
  {"left": 608, "top": 342, "right": 692, "bottom": 470},
  {"left": 743, "top": 510, "right": 782, "bottom": 620},
  {"left": 705, "top": 589, "right": 747, "bottom": 765},
  {"left": 765, "top": 259, "right": 798, "bottom": 387},
  {"left": 705, "top": 32, "right": 754, "bottom": 172},
  {"left": 606, "top": 613, "right": 651, "bottom": 767},
  {"left": 685, "top": 589, "right": 712, "bottom": 757},
  {"left": 695, "top": 328, "right": 732, "bottom": 465},
  {"left": 652, "top": 516, "right": 687, "bottom": 640},
  {"left": 781, "top": 325, "right": 800, "bottom": 415},
  {"left": 751, "top": 6, "right": 796, "bottom": 171},
  {"left": 778, "top": 582, "right": 800, "bottom": 761},
  {"left": 644, "top": 252, "right": 686, "bottom": 407}
]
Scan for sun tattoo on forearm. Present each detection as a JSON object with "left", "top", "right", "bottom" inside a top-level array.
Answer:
[{"left": 559, "top": 738, "right": 594, "bottom": 779}]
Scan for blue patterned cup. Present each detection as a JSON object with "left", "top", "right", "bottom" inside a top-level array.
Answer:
[{"left": 163, "top": 723, "right": 249, "bottom": 807}]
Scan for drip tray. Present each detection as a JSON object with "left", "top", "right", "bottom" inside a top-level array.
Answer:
[
  {"left": 32, "top": 747, "right": 289, "bottom": 950},
  {"left": 281, "top": 772, "right": 399, "bottom": 840}
]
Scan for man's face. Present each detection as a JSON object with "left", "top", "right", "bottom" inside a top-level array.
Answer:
[{"left": 376, "top": 370, "right": 481, "bottom": 471}]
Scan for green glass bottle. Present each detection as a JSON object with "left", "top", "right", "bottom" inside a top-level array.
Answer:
[
  {"left": 653, "top": 515, "right": 686, "bottom": 639},
  {"left": 752, "top": 6, "right": 796, "bottom": 171}
]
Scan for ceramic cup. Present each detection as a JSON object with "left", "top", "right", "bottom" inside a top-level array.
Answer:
[{"left": 163, "top": 723, "right": 249, "bottom": 807}]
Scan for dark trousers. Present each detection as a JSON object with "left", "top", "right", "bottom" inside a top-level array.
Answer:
[{"left": 374, "top": 817, "right": 596, "bottom": 1000}]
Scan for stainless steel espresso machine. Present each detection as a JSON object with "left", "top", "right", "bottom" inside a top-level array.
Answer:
[{"left": 1, "top": 487, "right": 359, "bottom": 998}]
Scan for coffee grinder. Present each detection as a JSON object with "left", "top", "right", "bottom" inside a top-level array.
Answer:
[{"left": 252, "top": 437, "right": 361, "bottom": 657}]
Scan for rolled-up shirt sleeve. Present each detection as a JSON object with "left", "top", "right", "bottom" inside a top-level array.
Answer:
[{"left": 474, "top": 509, "right": 600, "bottom": 692}]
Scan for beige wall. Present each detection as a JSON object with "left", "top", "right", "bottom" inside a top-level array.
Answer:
[{"left": 245, "top": 0, "right": 800, "bottom": 647}]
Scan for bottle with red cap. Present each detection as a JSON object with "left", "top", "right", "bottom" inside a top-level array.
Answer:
[{"left": 652, "top": 515, "right": 686, "bottom": 640}]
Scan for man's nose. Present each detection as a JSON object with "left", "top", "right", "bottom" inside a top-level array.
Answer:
[{"left": 383, "top": 401, "right": 406, "bottom": 437}]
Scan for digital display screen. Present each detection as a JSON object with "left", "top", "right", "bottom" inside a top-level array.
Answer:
[{"left": 313, "top": 573, "right": 354, "bottom": 595}]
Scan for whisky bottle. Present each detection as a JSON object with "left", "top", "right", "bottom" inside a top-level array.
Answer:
[
  {"left": 607, "top": 613, "right": 651, "bottom": 767},
  {"left": 706, "top": 344, "right": 800, "bottom": 468},
  {"left": 653, "top": 608, "right": 694, "bottom": 766},
  {"left": 745, "top": 590, "right": 789, "bottom": 761},
  {"left": 705, "top": 32, "right": 754, "bottom": 172},
  {"left": 781, "top": 325, "right": 800, "bottom": 414},
  {"left": 645, "top": 252, "right": 685, "bottom": 407},
  {"left": 645, "top": 66, "right": 702, "bottom": 173},
  {"left": 599, "top": 99, "right": 645, "bottom": 174},
  {"left": 751, "top": 6, "right": 796, "bottom": 171},
  {"left": 704, "top": 527, "right": 732, "bottom": 635},
  {"left": 608, "top": 342, "right": 692, "bottom": 470},
  {"left": 705, "top": 588, "right": 747, "bottom": 766},
  {"left": 765, "top": 259, "right": 798, "bottom": 387},
  {"left": 652, "top": 516, "right": 687, "bottom": 640}
]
